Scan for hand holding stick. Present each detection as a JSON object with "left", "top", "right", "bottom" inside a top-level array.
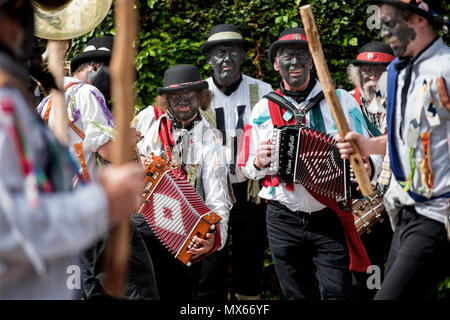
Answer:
[{"left": 299, "top": 5, "right": 374, "bottom": 196}]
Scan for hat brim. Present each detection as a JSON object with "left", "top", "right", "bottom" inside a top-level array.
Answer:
[
  {"left": 70, "top": 50, "right": 112, "bottom": 74},
  {"left": 201, "top": 39, "right": 247, "bottom": 55},
  {"left": 367, "top": 0, "right": 444, "bottom": 28},
  {"left": 268, "top": 40, "right": 309, "bottom": 65},
  {"left": 157, "top": 80, "right": 208, "bottom": 94},
  {"left": 350, "top": 59, "right": 392, "bottom": 66}
]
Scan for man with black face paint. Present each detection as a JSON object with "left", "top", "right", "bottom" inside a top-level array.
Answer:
[
  {"left": 199, "top": 24, "right": 273, "bottom": 300},
  {"left": 337, "top": 0, "right": 450, "bottom": 300},
  {"left": 131, "top": 64, "right": 232, "bottom": 300},
  {"left": 242, "top": 27, "right": 383, "bottom": 300},
  {"left": 38, "top": 36, "right": 141, "bottom": 186}
]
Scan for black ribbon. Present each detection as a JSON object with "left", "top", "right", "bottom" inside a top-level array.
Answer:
[{"left": 394, "top": 57, "right": 414, "bottom": 140}]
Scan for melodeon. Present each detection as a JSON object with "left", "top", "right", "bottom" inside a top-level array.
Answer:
[
  {"left": 270, "top": 125, "right": 355, "bottom": 202},
  {"left": 138, "top": 154, "right": 221, "bottom": 266}
]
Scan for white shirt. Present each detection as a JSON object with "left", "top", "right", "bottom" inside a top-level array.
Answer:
[
  {"left": 37, "top": 77, "right": 115, "bottom": 186},
  {"left": 133, "top": 106, "right": 232, "bottom": 250},
  {"left": 206, "top": 75, "right": 273, "bottom": 183},
  {"left": 383, "top": 38, "right": 450, "bottom": 227},
  {"left": 242, "top": 81, "right": 383, "bottom": 212}
]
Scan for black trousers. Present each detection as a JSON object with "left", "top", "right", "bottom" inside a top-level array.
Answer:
[
  {"left": 266, "top": 201, "right": 352, "bottom": 300},
  {"left": 374, "top": 206, "right": 450, "bottom": 300},
  {"left": 351, "top": 217, "right": 393, "bottom": 300},
  {"left": 133, "top": 213, "right": 195, "bottom": 300},
  {"left": 194, "top": 181, "right": 268, "bottom": 299},
  {"left": 81, "top": 218, "right": 159, "bottom": 300}
]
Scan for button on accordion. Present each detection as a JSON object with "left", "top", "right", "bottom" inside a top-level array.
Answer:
[
  {"left": 270, "top": 125, "right": 356, "bottom": 202},
  {"left": 138, "top": 154, "right": 221, "bottom": 266}
]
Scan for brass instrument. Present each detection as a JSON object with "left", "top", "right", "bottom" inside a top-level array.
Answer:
[{"left": 33, "top": 0, "right": 113, "bottom": 40}]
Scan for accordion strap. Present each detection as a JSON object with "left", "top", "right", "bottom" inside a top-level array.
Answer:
[{"left": 264, "top": 90, "right": 324, "bottom": 125}]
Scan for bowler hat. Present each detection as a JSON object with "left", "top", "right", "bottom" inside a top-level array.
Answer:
[
  {"left": 157, "top": 64, "right": 208, "bottom": 94},
  {"left": 70, "top": 36, "right": 114, "bottom": 74},
  {"left": 201, "top": 24, "right": 247, "bottom": 55}
]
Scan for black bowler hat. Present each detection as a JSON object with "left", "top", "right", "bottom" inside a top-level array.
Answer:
[
  {"left": 200, "top": 24, "right": 247, "bottom": 55},
  {"left": 351, "top": 41, "right": 395, "bottom": 66},
  {"left": 157, "top": 64, "right": 208, "bottom": 95},
  {"left": 268, "top": 27, "right": 309, "bottom": 66},
  {"left": 367, "top": 0, "right": 448, "bottom": 30},
  {"left": 70, "top": 36, "right": 114, "bottom": 74}
]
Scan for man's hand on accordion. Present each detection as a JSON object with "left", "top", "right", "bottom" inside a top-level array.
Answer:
[
  {"left": 254, "top": 138, "right": 273, "bottom": 170},
  {"left": 187, "top": 232, "right": 216, "bottom": 260}
]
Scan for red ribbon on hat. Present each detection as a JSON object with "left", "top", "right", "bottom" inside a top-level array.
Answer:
[
  {"left": 279, "top": 33, "right": 308, "bottom": 42},
  {"left": 356, "top": 51, "right": 395, "bottom": 63}
]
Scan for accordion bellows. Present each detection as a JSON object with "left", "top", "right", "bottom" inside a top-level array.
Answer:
[
  {"left": 270, "top": 125, "right": 352, "bottom": 201},
  {"left": 138, "top": 154, "right": 221, "bottom": 266}
]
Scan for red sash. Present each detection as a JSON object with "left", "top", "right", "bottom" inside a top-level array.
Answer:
[{"left": 265, "top": 89, "right": 370, "bottom": 272}]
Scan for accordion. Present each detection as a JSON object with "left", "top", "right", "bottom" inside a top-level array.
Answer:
[
  {"left": 270, "top": 125, "right": 356, "bottom": 202},
  {"left": 138, "top": 154, "right": 221, "bottom": 266}
]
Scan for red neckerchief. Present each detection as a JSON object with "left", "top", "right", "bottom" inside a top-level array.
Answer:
[{"left": 265, "top": 88, "right": 371, "bottom": 272}]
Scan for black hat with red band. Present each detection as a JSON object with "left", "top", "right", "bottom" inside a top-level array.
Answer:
[
  {"left": 351, "top": 41, "right": 395, "bottom": 66},
  {"left": 268, "top": 27, "right": 308, "bottom": 66}
]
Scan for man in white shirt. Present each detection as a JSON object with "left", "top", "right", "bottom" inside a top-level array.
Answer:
[
  {"left": 132, "top": 64, "right": 232, "bottom": 300},
  {"left": 241, "top": 27, "right": 382, "bottom": 299},
  {"left": 338, "top": 0, "right": 450, "bottom": 299},
  {"left": 199, "top": 23, "right": 273, "bottom": 300}
]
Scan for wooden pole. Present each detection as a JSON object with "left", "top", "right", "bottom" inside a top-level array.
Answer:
[
  {"left": 299, "top": 5, "right": 374, "bottom": 197},
  {"left": 102, "top": 0, "right": 138, "bottom": 297},
  {"left": 46, "top": 40, "right": 69, "bottom": 146}
]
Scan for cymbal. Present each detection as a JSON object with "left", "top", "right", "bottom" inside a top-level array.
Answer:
[{"left": 33, "top": 0, "right": 113, "bottom": 40}]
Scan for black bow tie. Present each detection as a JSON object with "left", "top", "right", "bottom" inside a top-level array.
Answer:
[{"left": 394, "top": 56, "right": 414, "bottom": 71}]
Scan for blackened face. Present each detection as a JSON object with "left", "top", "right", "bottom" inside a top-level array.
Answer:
[
  {"left": 275, "top": 45, "right": 312, "bottom": 91},
  {"left": 207, "top": 44, "right": 245, "bottom": 86},
  {"left": 167, "top": 89, "right": 200, "bottom": 124},
  {"left": 380, "top": 4, "right": 416, "bottom": 57}
]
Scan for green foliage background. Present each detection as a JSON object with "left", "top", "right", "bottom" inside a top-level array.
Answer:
[
  {"left": 70, "top": 0, "right": 449, "bottom": 113},
  {"left": 68, "top": 0, "right": 449, "bottom": 299}
]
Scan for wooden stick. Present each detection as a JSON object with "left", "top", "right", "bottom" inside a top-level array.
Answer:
[
  {"left": 46, "top": 40, "right": 69, "bottom": 146},
  {"left": 299, "top": 5, "right": 374, "bottom": 196},
  {"left": 102, "top": 0, "right": 137, "bottom": 297}
]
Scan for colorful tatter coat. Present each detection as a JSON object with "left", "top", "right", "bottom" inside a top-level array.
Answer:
[
  {"left": 37, "top": 77, "right": 115, "bottom": 186},
  {"left": 0, "top": 54, "right": 109, "bottom": 299},
  {"left": 383, "top": 37, "right": 450, "bottom": 230}
]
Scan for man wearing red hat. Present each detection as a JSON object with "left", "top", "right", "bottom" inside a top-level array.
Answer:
[
  {"left": 348, "top": 41, "right": 395, "bottom": 133},
  {"left": 337, "top": 0, "right": 450, "bottom": 299},
  {"left": 241, "top": 27, "right": 383, "bottom": 299},
  {"left": 347, "top": 41, "right": 395, "bottom": 300}
]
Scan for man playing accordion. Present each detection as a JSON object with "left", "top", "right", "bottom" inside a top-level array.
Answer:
[
  {"left": 132, "top": 64, "right": 232, "bottom": 300},
  {"left": 240, "top": 27, "right": 383, "bottom": 300}
]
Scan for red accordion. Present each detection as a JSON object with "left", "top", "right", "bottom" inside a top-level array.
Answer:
[
  {"left": 270, "top": 125, "right": 355, "bottom": 202},
  {"left": 138, "top": 154, "right": 221, "bottom": 266}
]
